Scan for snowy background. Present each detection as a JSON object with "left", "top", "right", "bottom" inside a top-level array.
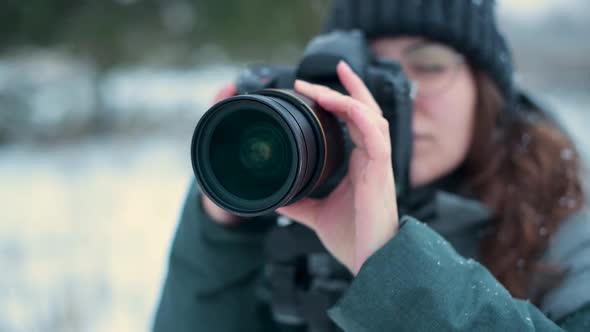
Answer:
[{"left": 1, "top": 0, "right": 589, "bottom": 331}]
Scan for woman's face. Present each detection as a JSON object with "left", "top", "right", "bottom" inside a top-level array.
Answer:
[{"left": 371, "top": 37, "right": 477, "bottom": 187}]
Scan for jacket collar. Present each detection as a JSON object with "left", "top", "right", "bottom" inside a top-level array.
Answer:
[{"left": 429, "top": 191, "right": 491, "bottom": 234}]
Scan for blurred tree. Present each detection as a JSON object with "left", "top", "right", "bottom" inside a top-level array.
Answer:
[
  {"left": 0, "top": 0, "right": 331, "bottom": 68},
  {"left": 0, "top": 0, "right": 79, "bottom": 47}
]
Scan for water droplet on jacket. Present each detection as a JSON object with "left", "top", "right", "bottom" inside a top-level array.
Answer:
[
  {"left": 472, "top": 0, "right": 483, "bottom": 6},
  {"left": 561, "top": 148, "right": 574, "bottom": 161},
  {"left": 520, "top": 133, "right": 531, "bottom": 149},
  {"left": 517, "top": 258, "right": 526, "bottom": 269},
  {"left": 567, "top": 198, "right": 577, "bottom": 209},
  {"left": 559, "top": 196, "right": 568, "bottom": 206},
  {"left": 539, "top": 227, "right": 548, "bottom": 237}
]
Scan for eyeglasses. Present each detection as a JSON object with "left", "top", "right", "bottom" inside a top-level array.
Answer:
[{"left": 396, "top": 43, "right": 465, "bottom": 99}]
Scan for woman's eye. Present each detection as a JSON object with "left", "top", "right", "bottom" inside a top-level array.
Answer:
[{"left": 412, "top": 63, "right": 446, "bottom": 74}]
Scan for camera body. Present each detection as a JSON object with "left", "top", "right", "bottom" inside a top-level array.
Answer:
[
  {"left": 224, "top": 31, "right": 416, "bottom": 330},
  {"left": 235, "top": 30, "right": 414, "bottom": 198}
]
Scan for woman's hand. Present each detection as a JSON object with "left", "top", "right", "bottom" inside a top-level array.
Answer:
[
  {"left": 277, "top": 61, "right": 399, "bottom": 275},
  {"left": 201, "top": 84, "right": 242, "bottom": 225}
]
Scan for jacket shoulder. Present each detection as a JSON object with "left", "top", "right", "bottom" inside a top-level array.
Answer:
[{"left": 541, "top": 207, "right": 590, "bottom": 320}]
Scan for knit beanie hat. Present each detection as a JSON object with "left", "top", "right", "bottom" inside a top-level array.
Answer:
[{"left": 323, "top": 0, "right": 515, "bottom": 102}]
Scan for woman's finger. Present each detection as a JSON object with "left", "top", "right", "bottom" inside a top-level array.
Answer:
[
  {"left": 276, "top": 198, "right": 320, "bottom": 230},
  {"left": 295, "top": 79, "right": 380, "bottom": 153},
  {"left": 294, "top": 80, "right": 340, "bottom": 101},
  {"left": 317, "top": 93, "right": 390, "bottom": 160},
  {"left": 212, "top": 84, "right": 237, "bottom": 103},
  {"left": 337, "top": 61, "right": 382, "bottom": 114}
]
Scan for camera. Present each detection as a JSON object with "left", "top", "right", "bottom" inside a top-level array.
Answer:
[{"left": 191, "top": 30, "right": 414, "bottom": 217}]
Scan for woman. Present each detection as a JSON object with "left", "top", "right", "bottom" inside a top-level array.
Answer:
[{"left": 153, "top": 0, "right": 590, "bottom": 331}]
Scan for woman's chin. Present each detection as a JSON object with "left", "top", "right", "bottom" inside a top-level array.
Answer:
[
  {"left": 409, "top": 170, "right": 435, "bottom": 189},
  {"left": 409, "top": 160, "right": 448, "bottom": 189}
]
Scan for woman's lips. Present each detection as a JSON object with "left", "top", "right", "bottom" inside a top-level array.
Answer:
[
  {"left": 413, "top": 133, "right": 432, "bottom": 150},
  {"left": 413, "top": 133, "right": 431, "bottom": 141}
]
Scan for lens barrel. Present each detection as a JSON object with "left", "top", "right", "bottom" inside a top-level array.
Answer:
[{"left": 191, "top": 89, "right": 344, "bottom": 216}]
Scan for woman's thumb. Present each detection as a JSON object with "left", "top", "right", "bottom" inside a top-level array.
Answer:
[{"left": 276, "top": 198, "right": 319, "bottom": 231}]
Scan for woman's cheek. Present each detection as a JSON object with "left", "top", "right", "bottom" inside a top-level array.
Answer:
[
  {"left": 410, "top": 134, "right": 459, "bottom": 187},
  {"left": 410, "top": 143, "right": 437, "bottom": 187}
]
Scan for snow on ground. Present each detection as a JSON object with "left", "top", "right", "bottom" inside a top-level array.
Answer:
[{"left": 0, "top": 136, "right": 193, "bottom": 332}]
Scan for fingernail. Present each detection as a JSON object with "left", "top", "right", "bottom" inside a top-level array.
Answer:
[
  {"left": 338, "top": 60, "right": 351, "bottom": 71},
  {"left": 296, "top": 80, "right": 316, "bottom": 93},
  {"left": 295, "top": 79, "right": 309, "bottom": 88}
]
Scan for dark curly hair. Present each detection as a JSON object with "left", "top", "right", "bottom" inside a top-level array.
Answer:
[{"left": 465, "top": 70, "right": 586, "bottom": 303}]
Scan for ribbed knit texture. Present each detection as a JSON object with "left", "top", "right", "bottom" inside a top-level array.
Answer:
[{"left": 323, "top": 0, "right": 514, "bottom": 102}]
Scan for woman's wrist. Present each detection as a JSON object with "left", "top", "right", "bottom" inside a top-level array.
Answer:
[{"left": 201, "top": 194, "right": 242, "bottom": 225}]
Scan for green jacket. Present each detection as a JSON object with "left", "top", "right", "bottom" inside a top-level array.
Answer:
[{"left": 153, "top": 182, "right": 590, "bottom": 331}]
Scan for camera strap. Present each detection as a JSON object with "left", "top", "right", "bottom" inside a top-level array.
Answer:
[{"left": 263, "top": 219, "right": 352, "bottom": 332}]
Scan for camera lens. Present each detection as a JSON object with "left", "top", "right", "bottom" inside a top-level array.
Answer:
[
  {"left": 209, "top": 110, "right": 294, "bottom": 200},
  {"left": 192, "top": 90, "right": 345, "bottom": 216}
]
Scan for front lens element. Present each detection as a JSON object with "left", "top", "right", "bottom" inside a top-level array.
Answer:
[{"left": 209, "top": 110, "right": 293, "bottom": 200}]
